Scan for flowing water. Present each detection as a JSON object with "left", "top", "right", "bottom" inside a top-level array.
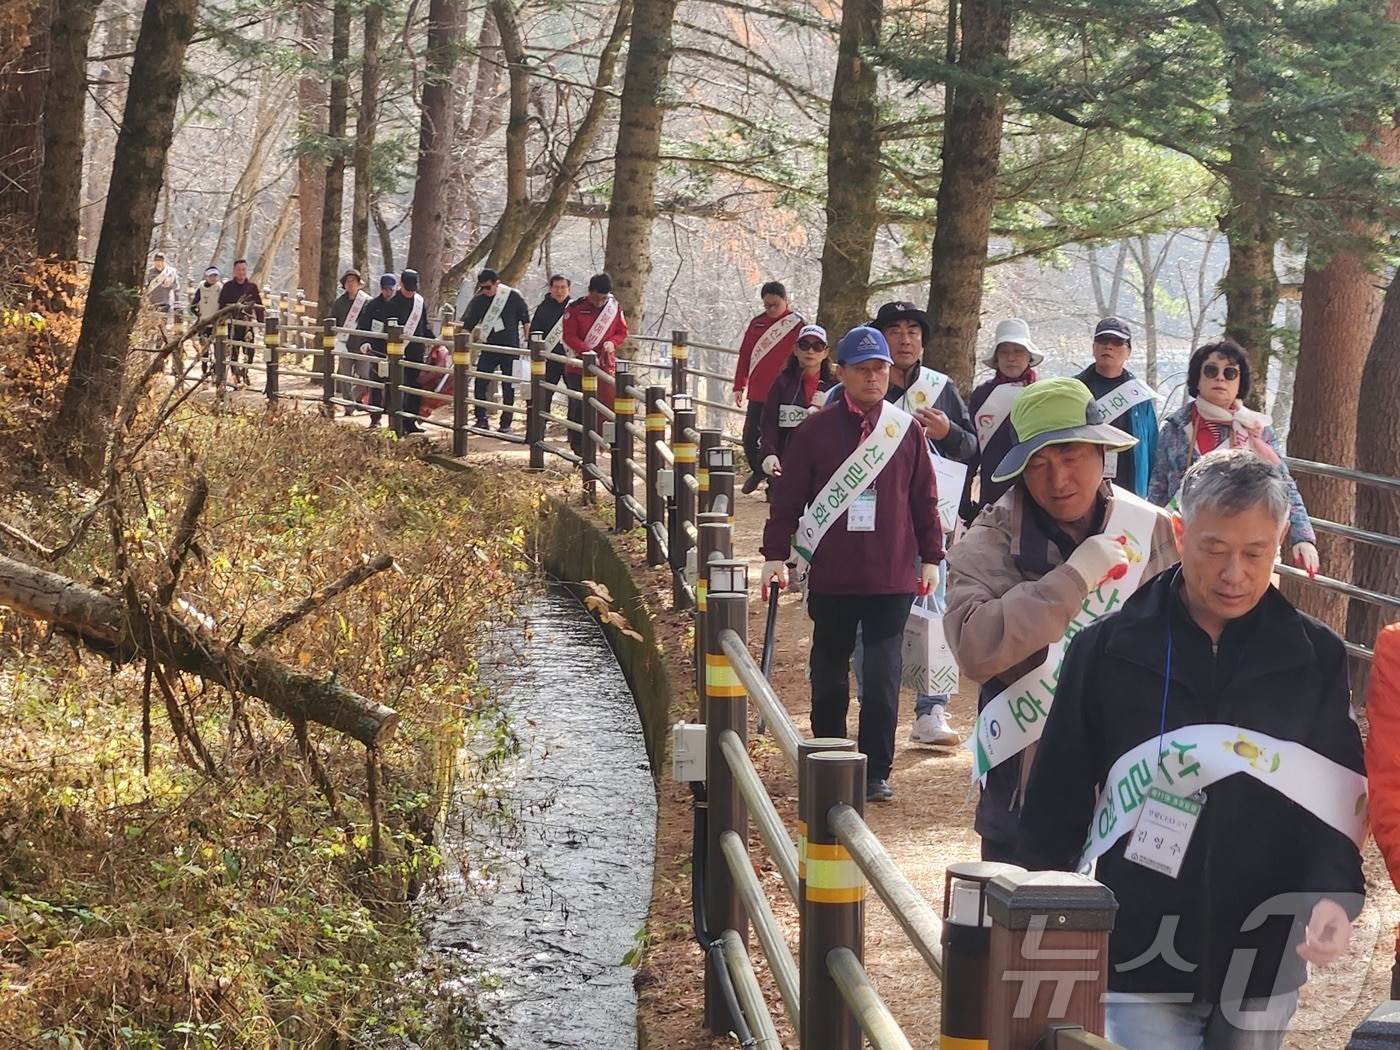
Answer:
[{"left": 427, "top": 585, "right": 658, "bottom": 1049}]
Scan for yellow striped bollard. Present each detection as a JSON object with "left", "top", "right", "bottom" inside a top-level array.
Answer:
[{"left": 644, "top": 385, "right": 666, "bottom": 566}]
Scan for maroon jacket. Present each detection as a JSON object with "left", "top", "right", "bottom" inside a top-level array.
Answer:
[{"left": 761, "top": 396, "right": 944, "bottom": 596}]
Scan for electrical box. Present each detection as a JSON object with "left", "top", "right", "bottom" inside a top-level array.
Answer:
[
  {"left": 684, "top": 548, "right": 697, "bottom": 586},
  {"left": 656, "top": 468, "right": 675, "bottom": 499},
  {"left": 603, "top": 421, "right": 616, "bottom": 444},
  {"left": 671, "top": 722, "right": 707, "bottom": 782}
]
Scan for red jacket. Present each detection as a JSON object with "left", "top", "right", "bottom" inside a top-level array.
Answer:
[
  {"left": 562, "top": 295, "right": 629, "bottom": 376},
  {"left": 1367, "top": 623, "right": 1400, "bottom": 947},
  {"left": 761, "top": 396, "right": 943, "bottom": 596},
  {"left": 733, "top": 310, "right": 800, "bottom": 402}
]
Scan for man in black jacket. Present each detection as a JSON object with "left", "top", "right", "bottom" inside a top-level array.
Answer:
[
  {"left": 530, "top": 274, "right": 571, "bottom": 418},
  {"left": 1018, "top": 449, "right": 1366, "bottom": 1050}
]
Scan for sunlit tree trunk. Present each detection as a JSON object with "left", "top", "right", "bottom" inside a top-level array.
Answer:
[
  {"left": 350, "top": 1, "right": 381, "bottom": 273},
  {"left": 318, "top": 0, "right": 351, "bottom": 314},
  {"left": 297, "top": 2, "right": 326, "bottom": 299}
]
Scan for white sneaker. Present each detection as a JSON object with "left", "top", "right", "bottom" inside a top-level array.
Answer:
[{"left": 910, "top": 708, "right": 961, "bottom": 746}]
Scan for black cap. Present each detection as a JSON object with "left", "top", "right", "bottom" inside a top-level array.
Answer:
[
  {"left": 872, "top": 301, "right": 931, "bottom": 343},
  {"left": 1094, "top": 316, "right": 1132, "bottom": 342},
  {"left": 399, "top": 269, "right": 419, "bottom": 292}
]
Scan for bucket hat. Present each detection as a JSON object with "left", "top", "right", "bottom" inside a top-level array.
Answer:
[{"left": 992, "top": 377, "right": 1137, "bottom": 482}]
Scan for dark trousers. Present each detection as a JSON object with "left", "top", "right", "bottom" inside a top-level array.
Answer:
[
  {"left": 742, "top": 398, "right": 765, "bottom": 477},
  {"left": 807, "top": 591, "right": 914, "bottom": 781},
  {"left": 565, "top": 372, "right": 583, "bottom": 453},
  {"left": 474, "top": 349, "right": 517, "bottom": 428}
]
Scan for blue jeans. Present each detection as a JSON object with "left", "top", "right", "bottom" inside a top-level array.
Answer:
[
  {"left": 854, "top": 557, "right": 949, "bottom": 717},
  {"left": 1104, "top": 991, "right": 1299, "bottom": 1050}
]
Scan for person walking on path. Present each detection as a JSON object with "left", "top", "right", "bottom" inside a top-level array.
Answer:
[
  {"left": 1365, "top": 623, "right": 1400, "bottom": 996},
  {"left": 1017, "top": 450, "right": 1365, "bottom": 1050},
  {"left": 145, "top": 251, "right": 180, "bottom": 315},
  {"left": 1075, "top": 316, "right": 1160, "bottom": 497},
  {"left": 462, "top": 267, "right": 531, "bottom": 433},
  {"left": 352, "top": 274, "right": 401, "bottom": 427},
  {"left": 216, "top": 258, "right": 264, "bottom": 388},
  {"left": 733, "top": 281, "right": 803, "bottom": 494},
  {"left": 962, "top": 318, "right": 1042, "bottom": 523},
  {"left": 331, "top": 269, "right": 372, "bottom": 413},
  {"left": 757, "top": 323, "right": 834, "bottom": 481},
  {"left": 945, "top": 377, "right": 1177, "bottom": 861},
  {"left": 531, "top": 274, "right": 572, "bottom": 419},
  {"left": 760, "top": 325, "right": 944, "bottom": 804},
  {"left": 1147, "top": 338, "right": 1320, "bottom": 578},
  {"left": 189, "top": 266, "right": 223, "bottom": 378},
  {"left": 394, "top": 269, "right": 433, "bottom": 434},
  {"left": 562, "top": 273, "right": 628, "bottom": 454}
]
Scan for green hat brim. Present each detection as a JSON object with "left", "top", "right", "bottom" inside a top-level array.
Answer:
[{"left": 991, "top": 424, "right": 1138, "bottom": 483}]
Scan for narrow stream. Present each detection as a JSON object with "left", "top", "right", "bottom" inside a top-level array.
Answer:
[{"left": 427, "top": 585, "right": 658, "bottom": 1049}]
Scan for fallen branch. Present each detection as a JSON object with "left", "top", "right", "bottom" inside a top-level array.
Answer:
[
  {"left": 0, "top": 553, "right": 399, "bottom": 747},
  {"left": 249, "top": 553, "right": 395, "bottom": 648}
]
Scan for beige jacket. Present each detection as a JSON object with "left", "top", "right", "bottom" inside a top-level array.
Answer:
[{"left": 946, "top": 483, "right": 1179, "bottom": 688}]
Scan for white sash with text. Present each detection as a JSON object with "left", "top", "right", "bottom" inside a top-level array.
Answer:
[{"left": 747, "top": 313, "right": 801, "bottom": 379}]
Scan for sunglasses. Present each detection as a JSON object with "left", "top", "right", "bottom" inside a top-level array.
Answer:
[
  {"left": 1202, "top": 363, "right": 1240, "bottom": 381},
  {"left": 1095, "top": 336, "right": 1128, "bottom": 347},
  {"left": 796, "top": 341, "right": 826, "bottom": 350}
]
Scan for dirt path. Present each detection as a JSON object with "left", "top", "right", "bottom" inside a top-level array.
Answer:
[{"left": 209, "top": 375, "right": 1399, "bottom": 1047}]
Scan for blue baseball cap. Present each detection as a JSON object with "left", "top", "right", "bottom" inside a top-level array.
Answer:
[
  {"left": 379, "top": 273, "right": 398, "bottom": 289},
  {"left": 835, "top": 326, "right": 893, "bottom": 366}
]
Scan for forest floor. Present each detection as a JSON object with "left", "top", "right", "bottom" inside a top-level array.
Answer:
[{"left": 208, "top": 370, "right": 1400, "bottom": 1047}]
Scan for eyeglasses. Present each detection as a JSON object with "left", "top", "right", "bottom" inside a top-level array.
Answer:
[
  {"left": 1094, "top": 336, "right": 1128, "bottom": 347},
  {"left": 1202, "top": 363, "right": 1240, "bottom": 381},
  {"left": 796, "top": 341, "right": 826, "bottom": 351}
]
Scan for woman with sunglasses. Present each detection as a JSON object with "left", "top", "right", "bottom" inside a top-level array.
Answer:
[
  {"left": 1148, "top": 339, "right": 1320, "bottom": 576},
  {"left": 757, "top": 324, "right": 835, "bottom": 486}
]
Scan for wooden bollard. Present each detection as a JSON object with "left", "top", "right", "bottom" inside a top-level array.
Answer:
[{"left": 985, "top": 870, "right": 1117, "bottom": 1050}]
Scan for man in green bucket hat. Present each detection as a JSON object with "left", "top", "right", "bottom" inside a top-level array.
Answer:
[{"left": 944, "top": 377, "right": 1178, "bottom": 861}]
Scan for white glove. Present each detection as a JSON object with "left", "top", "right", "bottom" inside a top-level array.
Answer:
[
  {"left": 809, "top": 390, "right": 828, "bottom": 408},
  {"left": 761, "top": 560, "right": 788, "bottom": 590},
  {"left": 1065, "top": 534, "right": 1130, "bottom": 590},
  {"left": 919, "top": 561, "right": 940, "bottom": 597},
  {"left": 762, "top": 455, "right": 781, "bottom": 476},
  {"left": 1292, "top": 541, "right": 1320, "bottom": 579}
]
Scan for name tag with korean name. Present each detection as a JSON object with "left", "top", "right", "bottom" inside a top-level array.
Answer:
[
  {"left": 1103, "top": 450, "right": 1118, "bottom": 479},
  {"left": 847, "top": 491, "right": 876, "bottom": 532},
  {"left": 778, "top": 403, "right": 811, "bottom": 428},
  {"left": 1123, "top": 787, "right": 1203, "bottom": 879}
]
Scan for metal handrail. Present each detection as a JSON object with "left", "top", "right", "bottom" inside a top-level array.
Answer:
[
  {"left": 1284, "top": 455, "right": 1400, "bottom": 493},
  {"left": 1274, "top": 563, "right": 1400, "bottom": 612},
  {"left": 1308, "top": 517, "right": 1400, "bottom": 553},
  {"left": 719, "top": 929, "right": 784, "bottom": 1049},
  {"left": 827, "top": 948, "right": 913, "bottom": 1050},
  {"left": 720, "top": 830, "right": 801, "bottom": 1030},
  {"left": 719, "top": 730, "right": 799, "bottom": 900},
  {"left": 717, "top": 628, "right": 802, "bottom": 770},
  {"left": 827, "top": 803, "right": 945, "bottom": 982}
]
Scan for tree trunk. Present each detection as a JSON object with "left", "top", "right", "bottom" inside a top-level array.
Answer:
[
  {"left": 483, "top": 0, "right": 532, "bottom": 288},
  {"left": 297, "top": 2, "right": 326, "bottom": 301},
  {"left": 51, "top": 0, "right": 198, "bottom": 475},
  {"left": 35, "top": 0, "right": 101, "bottom": 261},
  {"left": 490, "top": 0, "right": 633, "bottom": 285},
  {"left": 0, "top": 0, "right": 50, "bottom": 235},
  {"left": 318, "top": 0, "right": 351, "bottom": 314},
  {"left": 815, "top": 0, "right": 882, "bottom": 335},
  {"left": 406, "top": 0, "right": 467, "bottom": 314},
  {"left": 1089, "top": 242, "right": 1128, "bottom": 318},
  {"left": 351, "top": 1, "right": 381, "bottom": 273},
  {"left": 602, "top": 0, "right": 681, "bottom": 332},
  {"left": 0, "top": 554, "right": 399, "bottom": 746},
  {"left": 1349, "top": 274, "right": 1400, "bottom": 700},
  {"left": 924, "top": 0, "right": 1013, "bottom": 394},
  {"left": 1286, "top": 0, "right": 1400, "bottom": 637}
]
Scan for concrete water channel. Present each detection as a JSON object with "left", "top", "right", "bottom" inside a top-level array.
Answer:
[{"left": 426, "top": 584, "right": 657, "bottom": 1048}]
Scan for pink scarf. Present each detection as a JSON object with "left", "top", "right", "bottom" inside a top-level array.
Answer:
[{"left": 1192, "top": 398, "right": 1280, "bottom": 465}]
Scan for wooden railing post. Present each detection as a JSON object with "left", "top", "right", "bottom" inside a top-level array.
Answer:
[
  {"left": 694, "top": 511, "right": 733, "bottom": 721},
  {"left": 942, "top": 860, "right": 1026, "bottom": 1048},
  {"left": 799, "top": 748, "right": 867, "bottom": 1050},
  {"left": 673, "top": 397, "right": 698, "bottom": 609},
  {"left": 702, "top": 558, "right": 749, "bottom": 1035},
  {"left": 527, "top": 337, "right": 546, "bottom": 470},
  {"left": 213, "top": 321, "right": 229, "bottom": 400},
  {"left": 320, "top": 317, "right": 336, "bottom": 416},
  {"left": 263, "top": 315, "right": 280, "bottom": 404},
  {"left": 581, "top": 350, "right": 599, "bottom": 503},
  {"left": 985, "top": 871, "right": 1117, "bottom": 1050},
  {"left": 671, "top": 327, "right": 689, "bottom": 397},
  {"left": 698, "top": 429, "right": 717, "bottom": 515},
  {"left": 452, "top": 330, "right": 470, "bottom": 458},
  {"left": 614, "top": 369, "right": 636, "bottom": 532},
  {"left": 385, "top": 322, "right": 404, "bottom": 436},
  {"left": 645, "top": 385, "right": 666, "bottom": 567}
]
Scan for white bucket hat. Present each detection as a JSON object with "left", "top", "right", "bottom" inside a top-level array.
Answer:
[{"left": 981, "top": 317, "right": 1044, "bottom": 369}]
